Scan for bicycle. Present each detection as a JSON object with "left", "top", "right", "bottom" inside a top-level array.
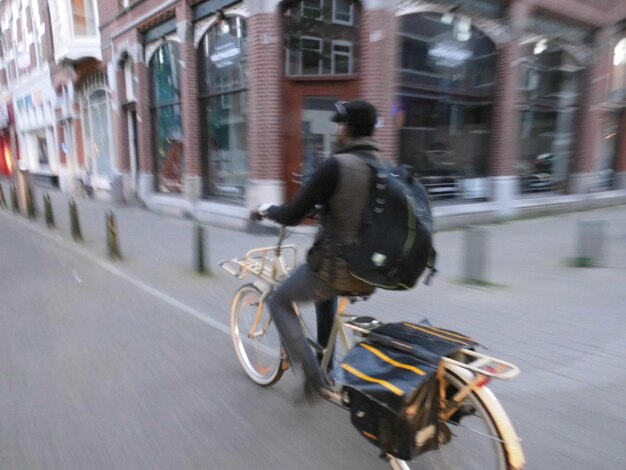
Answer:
[{"left": 220, "top": 227, "right": 525, "bottom": 470}]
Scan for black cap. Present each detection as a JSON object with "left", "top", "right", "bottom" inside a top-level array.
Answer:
[{"left": 331, "top": 100, "right": 378, "bottom": 128}]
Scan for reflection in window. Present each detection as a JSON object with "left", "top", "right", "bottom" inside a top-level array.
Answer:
[
  {"left": 302, "top": 0, "right": 323, "bottom": 19},
  {"left": 397, "top": 13, "right": 496, "bottom": 202},
  {"left": 72, "top": 0, "right": 97, "bottom": 35},
  {"left": 333, "top": 0, "right": 353, "bottom": 25},
  {"left": 82, "top": 88, "right": 114, "bottom": 182},
  {"left": 198, "top": 16, "right": 248, "bottom": 202},
  {"left": 517, "top": 43, "right": 581, "bottom": 194},
  {"left": 284, "top": 0, "right": 360, "bottom": 77},
  {"left": 332, "top": 40, "right": 352, "bottom": 74},
  {"left": 150, "top": 42, "right": 183, "bottom": 193}
]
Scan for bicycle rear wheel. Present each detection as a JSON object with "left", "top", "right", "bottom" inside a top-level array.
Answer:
[
  {"left": 231, "top": 284, "right": 284, "bottom": 386},
  {"left": 387, "top": 370, "right": 512, "bottom": 470}
]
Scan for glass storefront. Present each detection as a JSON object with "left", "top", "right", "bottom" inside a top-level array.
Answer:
[
  {"left": 397, "top": 13, "right": 496, "bottom": 202},
  {"left": 283, "top": 0, "right": 360, "bottom": 77},
  {"left": 516, "top": 44, "right": 581, "bottom": 194},
  {"left": 150, "top": 42, "right": 183, "bottom": 193},
  {"left": 198, "top": 16, "right": 248, "bottom": 202}
]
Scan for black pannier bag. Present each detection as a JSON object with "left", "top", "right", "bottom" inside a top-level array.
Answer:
[{"left": 331, "top": 322, "right": 479, "bottom": 461}]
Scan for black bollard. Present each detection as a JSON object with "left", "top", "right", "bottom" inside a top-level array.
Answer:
[
  {"left": 26, "top": 186, "right": 36, "bottom": 218},
  {"left": 106, "top": 210, "right": 122, "bottom": 259},
  {"left": 44, "top": 193, "right": 55, "bottom": 228},
  {"left": 69, "top": 199, "right": 83, "bottom": 242},
  {"left": 194, "top": 222, "right": 206, "bottom": 274},
  {"left": 0, "top": 184, "right": 6, "bottom": 208},
  {"left": 10, "top": 184, "right": 18, "bottom": 213}
]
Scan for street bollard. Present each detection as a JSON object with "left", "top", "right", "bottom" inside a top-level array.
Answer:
[
  {"left": 26, "top": 186, "right": 36, "bottom": 218},
  {"left": 193, "top": 222, "right": 208, "bottom": 274},
  {"left": 10, "top": 184, "right": 19, "bottom": 213},
  {"left": 463, "top": 226, "right": 490, "bottom": 284},
  {"left": 44, "top": 193, "right": 55, "bottom": 229},
  {"left": 0, "top": 184, "right": 6, "bottom": 208},
  {"left": 106, "top": 210, "right": 122, "bottom": 259},
  {"left": 69, "top": 199, "right": 83, "bottom": 242},
  {"left": 575, "top": 219, "right": 607, "bottom": 267}
]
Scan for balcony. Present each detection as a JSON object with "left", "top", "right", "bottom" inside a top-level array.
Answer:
[{"left": 50, "top": 0, "right": 102, "bottom": 64}]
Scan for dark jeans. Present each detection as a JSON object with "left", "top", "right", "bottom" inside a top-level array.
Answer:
[{"left": 266, "top": 264, "right": 337, "bottom": 389}]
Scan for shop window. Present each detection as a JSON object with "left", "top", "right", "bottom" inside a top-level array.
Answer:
[
  {"left": 397, "top": 13, "right": 496, "bottom": 202},
  {"left": 333, "top": 0, "right": 353, "bottom": 25},
  {"left": 517, "top": 42, "right": 581, "bottom": 194},
  {"left": 283, "top": 0, "right": 360, "bottom": 77},
  {"left": 72, "top": 0, "right": 97, "bottom": 36},
  {"left": 150, "top": 42, "right": 183, "bottom": 193},
  {"left": 198, "top": 16, "right": 248, "bottom": 202}
]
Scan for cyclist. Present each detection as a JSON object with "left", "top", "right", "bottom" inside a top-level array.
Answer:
[{"left": 252, "top": 99, "right": 381, "bottom": 400}]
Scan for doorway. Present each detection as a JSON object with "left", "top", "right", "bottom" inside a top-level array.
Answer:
[{"left": 283, "top": 80, "right": 358, "bottom": 199}]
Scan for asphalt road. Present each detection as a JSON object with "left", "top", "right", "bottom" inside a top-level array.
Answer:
[
  {"left": 0, "top": 218, "right": 393, "bottom": 470},
  {"left": 1, "top": 200, "right": 626, "bottom": 469}
]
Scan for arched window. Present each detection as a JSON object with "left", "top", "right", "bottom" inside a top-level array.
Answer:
[
  {"left": 150, "top": 42, "right": 183, "bottom": 193},
  {"left": 81, "top": 81, "right": 114, "bottom": 187},
  {"left": 517, "top": 41, "right": 582, "bottom": 194},
  {"left": 397, "top": 13, "right": 497, "bottom": 202},
  {"left": 198, "top": 16, "right": 248, "bottom": 201},
  {"left": 283, "top": 0, "right": 360, "bottom": 76}
]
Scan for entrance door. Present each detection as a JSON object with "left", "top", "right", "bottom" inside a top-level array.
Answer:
[{"left": 283, "top": 80, "right": 358, "bottom": 199}]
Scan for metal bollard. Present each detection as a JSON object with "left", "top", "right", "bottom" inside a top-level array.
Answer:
[
  {"left": 193, "top": 222, "right": 207, "bottom": 274},
  {"left": 575, "top": 219, "right": 607, "bottom": 267},
  {"left": 10, "top": 184, "right": 19, "bottom": 213},
  {"left": 26, "top": 186, "right": 36, "bottom": 218},
  {"left": 0, "top": 184, "right": 6, "bottom": 208},
  {"left": 69, "top": 199, "right": 83, "bottom": 242},
  {"left": 463, "top": 226, "right": 490, "bottom": 284},
  {"left": 44, "top": 193, "right": 55, "bottom": 228},
  {"left": 106, "top": 210, "right": 122, "bottom": 259}
]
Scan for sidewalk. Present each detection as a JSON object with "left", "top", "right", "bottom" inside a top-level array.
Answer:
[{"left": 1, "top": 179, "right": 626, "bottom": 468}]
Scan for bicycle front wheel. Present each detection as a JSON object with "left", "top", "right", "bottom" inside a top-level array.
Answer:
[
  {"left": 387, "top": 369, "right": 512, "bottom": 470},
  {"left": 231, "top": 284, "right": 284, "bottom": 386}
]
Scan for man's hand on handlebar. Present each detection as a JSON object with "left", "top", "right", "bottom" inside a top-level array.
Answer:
[{"left": 250, "top": 202, "right": 274, "bottom": 221}]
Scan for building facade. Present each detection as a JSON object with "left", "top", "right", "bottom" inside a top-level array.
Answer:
[{"left": 1, "top": 0, "right": 625, "bottom": 222}]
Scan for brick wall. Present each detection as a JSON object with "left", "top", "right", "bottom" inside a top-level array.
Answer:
[
  {"left": 115, "top": 67, "right": 131, "bottom": 172},
  {"left": 489, "top": 1, "right": 530, "bottom": 177},
  {"left": 247, "top": 12, "right": 283, "bottom": 180},
  {"left": 177, "top": 2, "right": 201, "bottom": 178},
  {"left": 135, "top": 60, "right": 154, "bottom": 174},
  {"left": 359, "top": 8, "right": 398, "bottom": 161}
]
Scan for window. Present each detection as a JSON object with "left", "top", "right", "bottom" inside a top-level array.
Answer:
[
  {"left": 72, "top": 0, "right": 97, "bottom": 36},
  {"left": 301, "top": 37, "right": 322, "bottom": 75},
  {"left": 37, "top": 133, "right": 48, "bottom": 165},
  {"left": 333, "top": 0, "right": 353, "bottom": 25},
  {"left": 397, "top": 13, "right": 497, "bottom": 202},
  {"left": 197, "top": 16, "right": 248, "bottom": 202},
  {"left": 150, "top": 42, "right": 183, "bottom": 193},
  {"left": 302, "top": 0, "right": 323, "bottom": 20},
  {"left": 331, "top": 40, "right": 352, "bottom": 74},
  {"left": 82, "top": 88, "right": 114, "bottom": 184},
  {"left": 124, "top": 58, "right": 137, "bottom": 102}
]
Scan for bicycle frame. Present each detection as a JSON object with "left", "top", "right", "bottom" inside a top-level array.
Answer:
[{"left": 220, "top": 228, "right": 525, "bottom": 470}]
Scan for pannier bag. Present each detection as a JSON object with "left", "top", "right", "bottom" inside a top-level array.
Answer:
[{"left": 331, "top": 322, "right": 479, "bottom": 460}]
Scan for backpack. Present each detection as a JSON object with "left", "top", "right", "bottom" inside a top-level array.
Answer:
[{"left": 344, "top": 154, "right": 436, "bottom": 290}]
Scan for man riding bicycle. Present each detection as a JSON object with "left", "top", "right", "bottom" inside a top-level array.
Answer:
[{"left": 252, "top": 99, "right": 381, "bottom": 399}]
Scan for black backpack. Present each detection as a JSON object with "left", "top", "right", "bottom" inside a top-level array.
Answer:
[{"left": 345, "top": 154, "right": 436, "bottom": 290}]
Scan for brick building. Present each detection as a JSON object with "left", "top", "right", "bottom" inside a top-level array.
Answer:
[{"left": 2, "top": 0, "right": 626, "bottom": 222}]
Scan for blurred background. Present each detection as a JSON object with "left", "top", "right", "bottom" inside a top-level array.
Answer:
[{"left": 1, "top": 1, "right": 626, "bottom": 469}]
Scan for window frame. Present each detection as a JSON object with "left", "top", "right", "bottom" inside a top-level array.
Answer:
[
  {"left": 332, "top": 0, "right": 353, "bottom": 26},
  {"left": 300, "top": 35, "right": 323, "bottom": 75},
  {"left": 301, "top": 0, "right": 323, "bottom": 21},
  {"left": 331, "top": 39, "right": 352, "bottom": 74}
]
